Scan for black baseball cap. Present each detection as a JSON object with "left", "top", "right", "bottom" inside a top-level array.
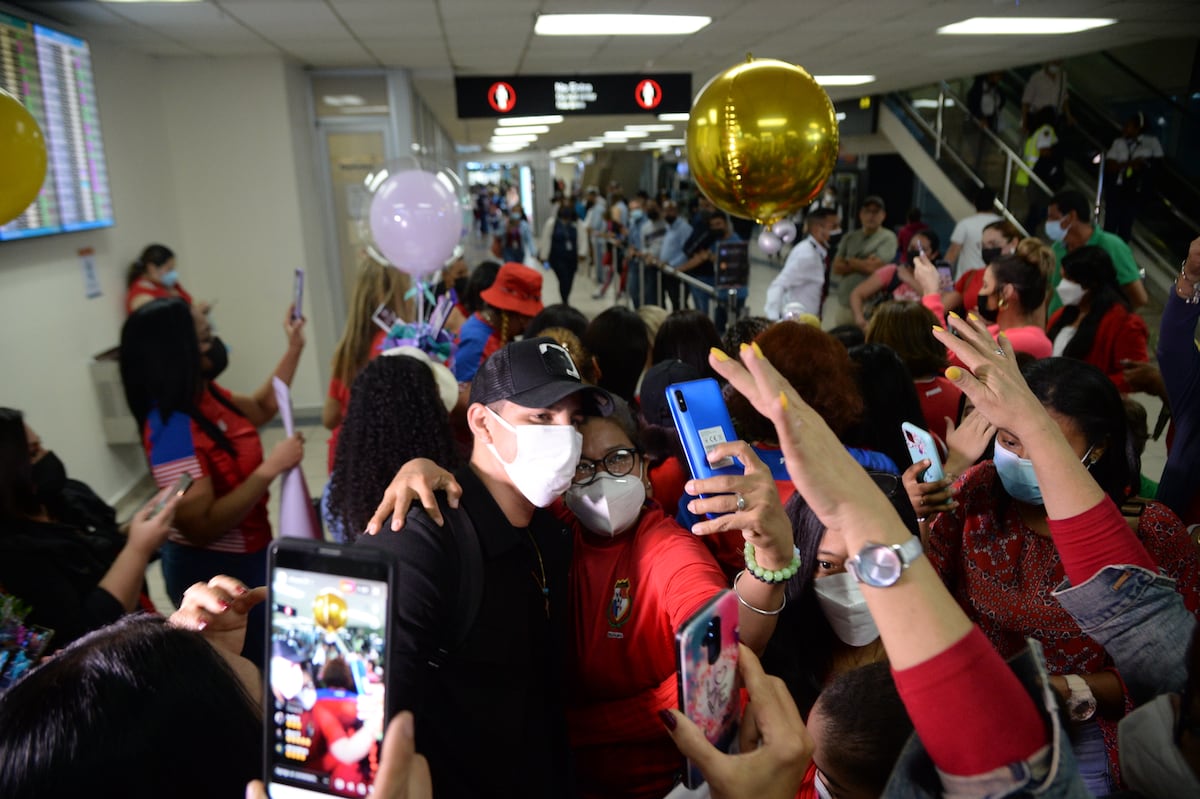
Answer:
[
  {"left": 861, "top": 195, "right": 886, "bottom": 210},
  {"left": 639, "top": 359, "right": 701, "bottom": 428},
  {"left": 470, "top": 336, "right": 613, "bottom": 415}
]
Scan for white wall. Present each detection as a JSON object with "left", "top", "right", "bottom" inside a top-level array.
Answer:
[
  {"left": 0, "top": 46, "right": 332, "bottom": 504},
  {"left": 0, "top": 39, "right": 180, "bottom": 503}
]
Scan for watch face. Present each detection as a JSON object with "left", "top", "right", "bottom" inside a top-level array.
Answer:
[
  {"left": 857, "top": 545, "right": 903, "bottom": 587},
  {"left": 1069, "top": 697, "right": 1097, "bottom": 722}
]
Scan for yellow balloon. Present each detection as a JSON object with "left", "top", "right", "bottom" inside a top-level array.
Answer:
[
  {"left": 0, "top": 89, "right": 48, "bottom": 226},
  {"left": 312, "top": 589, "right": 349, "bottom": 633},
  {"left": 687, "top": 57, "right": 839, "bottom": 225}
]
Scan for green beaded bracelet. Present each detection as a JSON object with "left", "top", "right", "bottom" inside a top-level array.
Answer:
[{"left": 744, "top": 542, "right": 802, "bottom": 584}]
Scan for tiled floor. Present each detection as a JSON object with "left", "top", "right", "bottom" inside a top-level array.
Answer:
[{"left": 142, "top": 234, "right": 1173, "bottom": 611}]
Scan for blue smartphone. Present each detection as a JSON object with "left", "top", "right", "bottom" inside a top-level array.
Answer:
[
  {"left": 902, "top": 422, "right": 945, "bottom": 483},
  {"left": 666, "top": 378, "right": 744, "bottom": 485}
]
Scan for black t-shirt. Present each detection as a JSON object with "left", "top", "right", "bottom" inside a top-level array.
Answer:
[{"left": 355, "top": 465, "right": 575, "bottom": 798}]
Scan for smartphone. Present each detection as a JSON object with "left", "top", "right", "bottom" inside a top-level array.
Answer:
[
  {"left": 676, "top": 590, "right": 740, "bottom": 789},
  {"left": 902, "top": 422, "right": 945, "bottom": 483},
  {"left": 150, "top": 472, "right": 193, "bottom": 517},
  {"left": 265, "top": 540, "right": 395, "bottom": 799},
  {"left": 936, "top": 265, "right": 954, "bottom": 291},
  {"left": 751, "top": 446, "right": 790, "bottom": 482},
  {"left": 292, "top": 269, "right": 304, "bottom": 322},
  {"left": 667, "top": 378, "right": 744, "bottom": 484}
]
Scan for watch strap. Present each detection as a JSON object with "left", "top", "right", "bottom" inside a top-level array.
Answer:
[{"left": 1064, "top": 673, "right": 1092, "bottom": 700}]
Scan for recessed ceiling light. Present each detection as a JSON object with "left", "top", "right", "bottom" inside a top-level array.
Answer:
[
  {"left": 572, "top": 142, "right": 604, "bottom": 149},
  {"left": 938, "top": 17, "right": 1116, "bottom": 35},
  {"left": 609, "top": 130, "right": 649, "bottom": 138},
  {"left": 658, "top": 113, "right": 689, "bottom": 122},
  {"left": 492, "top": 126, "right": 550, "bottom": 136},
  {"left": 323, "top": 95, "right": 365, "bottom": 107},
  {"left": 625, "top": 124, "right": 675, "bottom": 132},
  {"left": 653, "top": 139, "right": 686, "bottom": 146},
  {"left": 497, "top": 115, "right": 565, "bottom": 126},
  {"left": 491, "top": 134, "right": 537, "bottom": 143},
  {"left": 489, "top": 143, "right": 528, "bottom": 152},
  {"left": 814, "top": 75, "right": 876, "bottom": 86},
  {"left": 535, "top": 14, "right": 711, "bottom": 36}
]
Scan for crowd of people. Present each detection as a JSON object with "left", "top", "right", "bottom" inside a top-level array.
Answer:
[{"left": 1, "top": 159, "right": 1198, "bottom": 799}]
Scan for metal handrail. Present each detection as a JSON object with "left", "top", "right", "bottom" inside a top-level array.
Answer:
[{"left": 888, "top": 93, "right": 1032, "bottom": 237}]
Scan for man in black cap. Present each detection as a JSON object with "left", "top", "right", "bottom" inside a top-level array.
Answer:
[
  {"left": 826, "top": 195, "right": 897, "bottom": 328},
  {"left": 357, "top": 336, "right": 611, "bottom": 799}
]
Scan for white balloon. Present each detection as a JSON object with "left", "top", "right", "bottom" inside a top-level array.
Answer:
[
  {"left": 772, "top": 219, "right": 798, "bottom": 244},
  {"left": 758, "top": 229, "right": 783, "bottom": 255}
]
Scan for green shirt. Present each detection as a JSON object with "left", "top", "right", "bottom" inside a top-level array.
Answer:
[
  {"left": 833, "top": 227, "right": 899, "bottom": 304},
  {"left": 1049, "top": 226, "right": 1141, "bottom": 314}
]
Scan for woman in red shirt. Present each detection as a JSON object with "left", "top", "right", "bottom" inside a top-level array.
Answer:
[
  {"left": 124, "top": 243, "right": 199, "bottom": 316},
  {"left": 119, "top": 298, "right": 307, "bottom": 666},
  {"left": 323, "top": 260, "right": 411, "bottom": 473},
  {"left": 926, "top": 357, "right": 1200, "bottom": 793},
  {"left": 1047, "top": 245, "right": 1149, "bottom": 392},
  {"left": 945, "top": 220, "right": 1021, "bottom": 316}
]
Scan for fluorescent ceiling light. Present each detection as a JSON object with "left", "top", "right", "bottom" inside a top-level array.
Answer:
[
  {"left": 836, "top": 112, "right": 847, "bottom": 121},
  {"left": 572, "top": 142, "right": 604, "bottom": 149},
  {"left": 610, "top": 129, "right": 649, "bottom": 138},
  {"left": 323, "top": 95, "right": 364, "bottom": 107},
  {"left": 653, "top": 138, "right": 686, "bottom": 146},
  {"left": 492, "top": 125, "right": 550, "bottom": 136},
  {"left": 625, "top": 124, "right": 674, "bottom": 132},
  {"left": 911, "top": 99, "right": 956, "bottom": 109},
  {"left": 938, "top": 17, "right": 1116, "bottom": 35},
  {"left": 489, "top": 143, "right": 528, "bottom": 152},
  {"left": 498, "top": 115, "right": 564, "bottom": 126},
  {"left": 491, "top": 134, "right": 537, "bottom": 143},
  {"left": 814, "top": 75, "right": 876, "bottom": 86},
  {"left": 595, "top": 133, "right": 631, "bottom": 141},
  {"left": 535, "top": 14, "right": 711, "bottom": 36},
  {"left": 658, "top": 113, "right": 689, "bottom": 122}
]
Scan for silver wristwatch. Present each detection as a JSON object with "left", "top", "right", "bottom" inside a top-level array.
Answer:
[
  {"left": 846, "top": 537, "right": 924, "bottom": 588},
  {"left": 1064, "top": 674, "right": 1097, "bottom": 721}
]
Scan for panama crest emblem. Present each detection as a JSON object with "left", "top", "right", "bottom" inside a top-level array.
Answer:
[{"left": 609, "top": 578, "right": 632, "bottom": 627}]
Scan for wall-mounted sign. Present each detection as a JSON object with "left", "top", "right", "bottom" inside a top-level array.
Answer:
[{"left": 455, "top": 73, "right": 691, "bottom": 118}]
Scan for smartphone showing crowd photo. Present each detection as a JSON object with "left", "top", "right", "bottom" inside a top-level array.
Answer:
[
  {"left": 676, "top": 590, "right": 740, "bottom": 789},
  {"left": 265, "top": 540, "right": 394, "bottom": 799}
]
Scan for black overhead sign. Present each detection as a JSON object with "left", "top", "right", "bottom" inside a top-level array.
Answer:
[{"left": 455, "top": 73, "right": 692, "bottom": 118}]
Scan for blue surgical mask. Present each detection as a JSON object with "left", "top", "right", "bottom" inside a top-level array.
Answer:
[
  {"left": 630, "top": 208, "right": 645, "bottom": 223},
  {"left": 161, "top": 269, "right": 180, "bottom": 288},
  {"left": 1044, "top": 217, "right": 1070, "bottom": 243},
  {"left": 993, "top": 442, "right": 1043, "bottom": 505}
]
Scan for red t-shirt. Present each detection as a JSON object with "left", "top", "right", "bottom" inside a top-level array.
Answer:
[
  {"left": 913, "top": 377, "right": 962, "bottom": 450},
  {"left": 124, "top": 278, "right": 194, "bottom": 315},
  {"left": 309, "top": 692, "right": 375, "bottom": 794},
  {"left": 326, "top": 329, "right": 388, "bottom": 473},
  {"left": 143, "top": 382, "right": 271, "bottom": 553},
  {"left": 928, "top": 463, "right": 1200, "bottom": 779},
  {"left": 647, "top": 456, "right": 688, "bottom": 514},
  {"left": 557, "top": 503, "right": 727, "bottom": 799},
  {"left": 954, "top": 268, "right": 985, "bottom": 314}
]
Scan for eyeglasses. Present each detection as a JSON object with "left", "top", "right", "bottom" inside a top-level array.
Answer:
[{"left": 573, "top": 446, "right": 640, "bottom": 486}]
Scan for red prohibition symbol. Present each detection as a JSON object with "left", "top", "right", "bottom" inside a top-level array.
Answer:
[
  {"left": 488, "top": 81, "right": 517, "bottom": 113},
  {"left": 635, "top": 79, "right": 662, "bottom": 110}
]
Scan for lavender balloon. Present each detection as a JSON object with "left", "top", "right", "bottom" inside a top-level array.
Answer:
[
  {"left": 368, "top": 169, "right": 465, "bottom": 277},
  {"left": 758, "top": 229, "right": 782, "bottom": 255},
  {"left": 772, "top": 219, "right": 798, "bottom": 244}
]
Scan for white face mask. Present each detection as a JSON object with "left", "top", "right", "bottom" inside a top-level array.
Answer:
[
  {"left": 1044, "top": 217, "right": 1070, "bottom": 242},
  {"left": 1056, "top": 278, "right": 1085, "bottom": 307},
  {"left": 564, "top": 469, "right": 646, "bottom": 538},
  {"left": 813, "top": 572, "right": 880, "bottom": 646},
  {"left": 486, "top": 407, "right": 583, "bottom": 507},
  {"left": 1119, "top": 694, "right": 1200, "bottom": 797}
]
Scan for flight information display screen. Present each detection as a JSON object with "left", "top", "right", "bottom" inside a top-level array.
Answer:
[{"left": 0, "top": 12, "right": 113, "bottom": 242}]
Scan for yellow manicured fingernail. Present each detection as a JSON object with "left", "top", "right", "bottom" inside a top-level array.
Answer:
[
  {"left": 710, "top": 347, "right": 730, "bottom": 362},
  {"left": 751, "top": 341, "right": 764, "bottom": 359},
  {"left": 946, "top": 366, "right": 964, "bottom": 380},
  {"left": 968, "top": 313, "right": 980, "bottom": 322},
  {"left": 739, "top": 343, "right": 750, "bottom": 355},
  {"left": 779, "top": 391, "right": 788, "bottom": 410},
  {"left": 948, "top": 311, "right": 961, "bottom": 319},
  {"left": 932, "top": 325, "right": 945, "bottom": 333}
]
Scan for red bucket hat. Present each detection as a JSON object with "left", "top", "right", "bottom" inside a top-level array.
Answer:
[{"left": 480, "top": 262, "right": 544, "bottom": 317}]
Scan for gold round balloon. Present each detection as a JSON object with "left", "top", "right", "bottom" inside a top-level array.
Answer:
[
  {"left": 312, "top": 589, "right": 348, "bottom": 633},
  {"left": 687, "top": 57, "right": 839, "bottom": 224}
]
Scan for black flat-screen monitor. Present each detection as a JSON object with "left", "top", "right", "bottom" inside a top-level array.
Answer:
[{"left": 0, "top": 11, "right": 113, "bottom": 242}]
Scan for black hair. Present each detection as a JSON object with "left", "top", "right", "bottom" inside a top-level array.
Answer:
[
  {"left": 844, "top": 344, "right": 926, "bottom": 471},
  {"left": 813, "top": 662, "right": 914, "bottom": 796},
  {"left": 652, "top": 310, "right": 722, "bottom": 379},
  {"left": 991, "top": 253, "right": 1050, "bottom": 317},
  {"left": 1047, "top": 246, "right": 1130, "bottom": 362},
  {"left": 1050, "top": 189, "right": 1092, "bottom": 224},
  {"left": 0, "top": 408, "right": 40, "bottom": 522},
  {"left": 1022, "top": 357, "right": 1139, "bottom": 504},
  {"left": 119, "top": 299, "right": 243, "bottom": 455},
  {"left": 583, "top": 307, "right": 650, "bottom": 404},
  {"left": 973, "top": 186, "right": 997, "bottom": 212},
  {"left": 908, "top": 228, "right": 940, "bottom": 255},
  {"left": 327, "top": 356, "right": 459, "bottom": 540},
  {"left": 526, "top": 303, "right": 589, "bottom": 340},
  {"left": 125, "top": 243, "right": 175, "bottom": 288},
  {"left": 808, "top": 208, "right": 839, "bottom": 223},
  {"left": 762, "top": 477, "right": 917, "bottom": 716},
  {"left": 721, "top": 316, "right": 772, "bottom": 357},
  {"left": 0, "top": 614, "right": 261, "bottom": 799},
  {"left": 827, "top": 324, "right": 865, "bottom": 350},
  {"left": 463, "top": 260, "right": 501, "bottom": 315},
  {"left": 319, "top": 657, "right": 357, "bottom": 692}
]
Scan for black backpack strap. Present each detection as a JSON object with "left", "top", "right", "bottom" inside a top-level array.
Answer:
[{"left": 426, "top": 504, "right": 484, "bottom": 670}]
